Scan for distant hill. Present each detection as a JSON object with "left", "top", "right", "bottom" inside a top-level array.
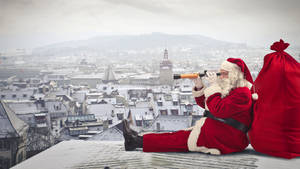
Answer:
[{"left": 32, "top": 33, "right": 247, "bottom": 56}]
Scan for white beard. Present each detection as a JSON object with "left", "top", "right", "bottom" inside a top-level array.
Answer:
[{"left": 217, "top": 78, "right": 234, "bottom": 98}]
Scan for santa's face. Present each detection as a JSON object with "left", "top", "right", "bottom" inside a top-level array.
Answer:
[{"left": 220, "top": 69, "right": 229, "bottom": 79}]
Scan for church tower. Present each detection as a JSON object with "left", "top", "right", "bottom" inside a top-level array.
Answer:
[
  {"left": 159, "top": 49, "right": 173, "bottom": 86},
  {"left": 102, "top": 65, "right": 117, "bottom": 84}
]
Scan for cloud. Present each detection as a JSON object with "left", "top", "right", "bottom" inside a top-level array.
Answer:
[
  {"left": 0, "top": 0, "right": 299, "bottom": 48},
  {"left": 103, "top": 0, "right": 174, "bottom": 14}
]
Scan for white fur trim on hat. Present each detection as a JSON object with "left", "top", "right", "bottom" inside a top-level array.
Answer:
[
  {"left": 187, "top": 117, "right": 221, "bottom": 155},
  {"left": 192, "top": 86, "right": 205, "bottom": 97},
  {"left": 245, "top": 80, "right": 252, "bottom": 90},
  {"left": 221, "top": 60, "right": 240, "bottom": 72},
  {"left": 252, "top": 93, "right": 258, "bottom": 100},
  {"left": 204, "top": 83, "right": 222, "bottom": 98}
]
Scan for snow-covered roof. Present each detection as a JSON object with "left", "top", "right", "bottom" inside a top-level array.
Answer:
[
  {"left": 88, "top": 127, "right": 123, "bottom": 141},
  {"left": 87, "top": 103, "right": 115, "bottom": 119},
  {"left": 130, "top": 73, "right": 158, "bottom": 79},
  {"left": 34, "top": 113, "right": 47, "bottom": 117},
  {"left": 71, "top": 74, "right": 103, "bottom": 79},
  {"left": 144, "top": 114, "right": 154, "bottom": 120},
  {"left": 0, "top": 101, "right": 28, "bottom": 138},
  {"left": 135, "top": 114, "right": 142, "bottom": 121},
  {"left": 12, "top": 140, "right": 300, "bottom": 169},
  {"left": 36, "top": 123, "right": 47, "bottom": 128},
  {"left": 5, "top": 100, "right": 47, "bottom": 115},
  {"left": 87, "top": 131, "right": 101, "bottom": 135},
  {"left": 146, "top": 115, "right": 191, "bottom": 132}
]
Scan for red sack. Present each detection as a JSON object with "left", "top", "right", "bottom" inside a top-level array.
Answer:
[{"left": 248, "top": 39, "right": 300, "bottom": 159}]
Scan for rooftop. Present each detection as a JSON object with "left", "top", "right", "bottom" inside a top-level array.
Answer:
[
  {"left": 12, "top": 140, "right": 300, "bottom": 169},
  {"left": 0, "top": 101, "right": 28, "bottom": 138},
  {"left": 145, "top": 115, "right": 192, "bottom": 132},
  {"left": 5, "top": 100, "right": 47, "bottom": 114}
]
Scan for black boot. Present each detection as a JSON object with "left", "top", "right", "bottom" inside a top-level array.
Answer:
[
  {"left": 123, "top": 119, "right": 138, "bottom": 136},
  {"left": 123, "top": 120, "right": 143, "bottom": 151}
]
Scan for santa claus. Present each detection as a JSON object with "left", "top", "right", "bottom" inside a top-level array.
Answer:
[{"left": 123, "top": 58, "right": 254, "bottom": 154}]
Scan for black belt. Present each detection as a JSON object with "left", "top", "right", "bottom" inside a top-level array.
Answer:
[{"left": 204, "top": 110, "right": 249, "bottom": 133}]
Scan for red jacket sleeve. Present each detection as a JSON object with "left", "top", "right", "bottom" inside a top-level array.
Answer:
[
  {"left": 206, "top": 87, "right": 252, "bottom": 118},
  {"left": 195, "top": 95, "right": 205, "bottom": 109}
]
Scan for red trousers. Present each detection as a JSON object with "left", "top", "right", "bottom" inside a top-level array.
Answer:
[{"left": 143, "top": 130, "right": 191, "bottom": 152}]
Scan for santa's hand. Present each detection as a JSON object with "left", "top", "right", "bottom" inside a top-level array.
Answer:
[
  {"left": 193, "top": 78, "right": 204, "bottom": 89},
  {"left": 206, "top": 72, "right": 217, "bottom": 83}
]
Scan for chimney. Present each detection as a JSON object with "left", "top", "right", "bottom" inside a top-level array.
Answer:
[
  {"left": 103, "top": 120, "right": 109, "bottom": 130},
  {"left": 156, "top": 122, "right": 160, "bottom": 132}
]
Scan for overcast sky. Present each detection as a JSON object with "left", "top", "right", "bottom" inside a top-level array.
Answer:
[{"left": 0, "top": 0, "right": 299, "bottom": 49}]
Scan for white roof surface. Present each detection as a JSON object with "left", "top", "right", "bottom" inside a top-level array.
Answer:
[
  {"left": 88, "top": 127, "right": 124, "bottom": 141},
  {"left": 6, "top": 101, "right": 46, "bottom": 114},
  {"left": 0, "top": 101, "right": 28, "bottom": 138},
  {"left": 12, "top": 140, "right": 300, "bottom": 169},
  {"left": 147, "top": 115, "right": 192, "bottom": 131}
]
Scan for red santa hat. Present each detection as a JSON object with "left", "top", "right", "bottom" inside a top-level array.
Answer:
[{"left": 221, "top": 58, "right": 258, "bottom": 100}]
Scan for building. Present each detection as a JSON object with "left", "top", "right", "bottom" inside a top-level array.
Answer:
[
  {"left": 70, "top": 75, "right": 102, "bottom": 88},
  {"left": 43, "top": 74, "right": 70, "bottom": 86},
  {"left": 159, "top": 49, "right": 173, "bottom": 86},
  {"left": 88, "top": 121, "right": 124, "bottom": 141},
  {"left": 4, "top": 99, "right": 59, "bottom": 158},
  {"left": 0, "top": 88, "right": 35, "bottom": 101},
  {"left": 127, "top": 73, "right": 160, "bottom": 86},
  {"left": 144, "top": 115, "right": 192, "bottom": 132},
  {"left": 102, "top": 65, "right": 118, "bottom": 84},
  {"left": 5, "top": 100, "right": 49, "bottom": 129},
  {"left": 0, "top": 101, "right": 29, "bottom": 169}
]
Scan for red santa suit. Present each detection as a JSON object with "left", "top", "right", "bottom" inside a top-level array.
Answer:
[
  {"left": 248, "top": 40, "right": 300, "bottom": 159},
  {"left": 143, "top": 58, "right": 253, "bottom": 154}
]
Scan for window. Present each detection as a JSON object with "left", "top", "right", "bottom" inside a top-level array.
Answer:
[
  {"left": 23, "top": 94, "right": 27, "bottom": 98},
  {"left": 18, "top": 151, "right": 23, "bottom": 162},
  {"left": 0, "top": 158, "right": 10, "bottom": 169},
  {"left": 156, "top": 123, "right": 161, "bottom": 131},
  {"left": 0, "top": 140, "right": 10, "bottom": 150},
  {"left": 157, "top": 102, "right": 163, "bottom": 106},
  {"left": 1, "top": 95, "right": 5, "bottom": 99},
  {"left": 186, "top": 104, "right": 193, "bottom": 111},
  {"left": 173, "top": 101, "right": 178, "bottom": 106},
  {"left": 5, "top": 141, "right": 10, "bottom": 150},
  {"left": 171, "top": 109, "right": 179, "bottom": 115},
  {"left": 160, "top": 110, "right": 167, "bottom": 115},
  {"left": 117, "top": 114, "right": 124, "bottom": 120},
  {"left": 12, "top": 94, "right": 17, "bottom": 98},
  {"left": 136, "top": 120, "right": 142, "bottom": 126}
]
